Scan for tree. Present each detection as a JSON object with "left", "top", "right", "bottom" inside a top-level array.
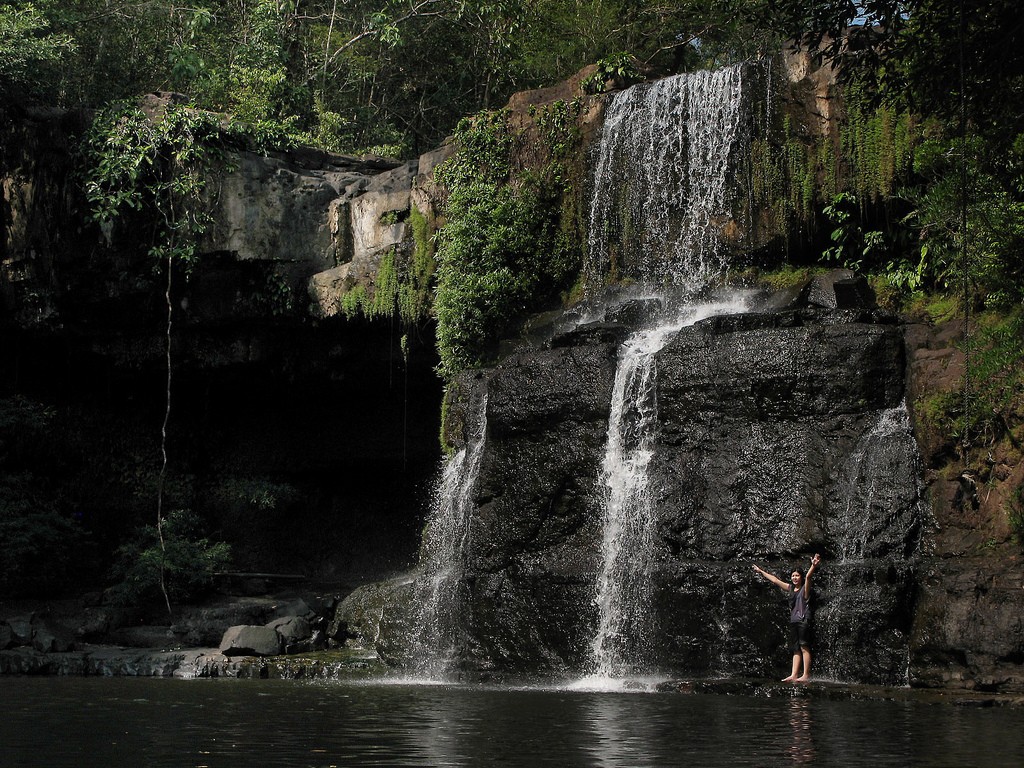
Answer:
[{"left": 0, "top": 2, "right": 74, "bottom": 98}]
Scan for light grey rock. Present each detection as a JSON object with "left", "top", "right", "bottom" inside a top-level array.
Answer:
[{"left": 219, "top": 625, "right": 282, "bottom": 657}]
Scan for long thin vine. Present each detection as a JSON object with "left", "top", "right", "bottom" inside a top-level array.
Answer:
[{"left": 83, "top": 99, "right": 222, "bottom": 616}]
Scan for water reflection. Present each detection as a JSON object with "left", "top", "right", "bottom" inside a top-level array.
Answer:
[
  {"left": 3, "top": 678, "right": 1024, "bottom": 767},
  {"left": 582, "top": 693, "right": 659, "bottom": 768},
  {"left": 786, "top": 697, "right": 817, "bottom": 765}
]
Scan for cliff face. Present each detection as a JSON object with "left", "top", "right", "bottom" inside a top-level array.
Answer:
[
  {"left": 382, "top": 289, "right": 926, "bottom": 684},
  {"left": 0, "top": 103, "right": 445, "bottom": 587},
  {"left": 345, "top": 281, "right": 1022, "bottom": 692}
]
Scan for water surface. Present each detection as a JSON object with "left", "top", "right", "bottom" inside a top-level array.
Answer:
[{"left": 3, "top": 677, "right": 1022, "bottom": 767}]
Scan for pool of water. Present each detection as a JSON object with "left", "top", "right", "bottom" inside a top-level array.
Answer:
[{"left": 2, "top": 677, "right": 1022, "bottom": 767}]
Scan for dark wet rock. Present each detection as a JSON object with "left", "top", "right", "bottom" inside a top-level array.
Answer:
[
  {"left": 361, "top": 307, "right": 927, "bottom": 685},
  {"left": 606, "top": 297, "right": 665, "bottom": 326},
  {"left": 333, "top": 577, "right": 416, "bottom": 666},
  {"left": 7, "top": 616, "right": 33, "bottom": 646},
  {"left": 0, "top": 614, "right": 77, "bottom": 653},
  {"left": 803, "top": 269, "right": 875, "bottom": 309},
  {"left": 30, "top": 620, "right": 76, "bottom": 653},
  {"left": 271, "top": 598, "right": 313, "bottom": 620},
  {"left": 754, "top": 269, "right": 877, "bottom": 313},
  {"left": 268, "top": 615, "right": 313, "bottom": 653},
  {"left": 550, "top": 321, "right": 630, "bottom": 349}
]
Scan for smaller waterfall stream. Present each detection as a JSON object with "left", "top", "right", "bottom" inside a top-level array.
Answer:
[
  {"left": 834, "top": 403, "right": 921, "bottom": 563},
  {"left": 406, "top": 392, "right": 489, "bottom": 680},
  {"left": 817, "top": 401, "right": 925, "bottom": 684}
]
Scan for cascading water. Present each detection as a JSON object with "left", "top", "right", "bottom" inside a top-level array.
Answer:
[
  {"left": 586, "top": 298, "right": 749, "bottom": 685},
  {"left": 406, "top": 392, "right": 489, "bottom": 680},
  {"left": 580, "top": 64, "right": 759, "bottom": 686},
  {"left": 816, "top": 401, "right": 926, "bottom": 684},
  {"left": 833, "top": 403, "right": 923, "bottom": 563},
  {"left": 585, "top": 64, "right": 749, "bottom": 290}
]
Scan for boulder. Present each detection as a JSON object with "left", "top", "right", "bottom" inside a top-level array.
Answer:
[
  {"left": 31, "top": 620, "right": 75, "bottom": 653},
  {"left": 267, "top": 616, "right": 312, "bottom": 652},
  {"left": 334, "top": 577, "right": 417, "bottom": 664},
  {"left": 270, "top": 599, "right": 312, "bottom": 620},
  {"left": 219, "top": 625, "right": 282, "bottom": 657},
  {"left": 6, "top": 615, "right": 33, "bottom": 646},
  {"left": 802, "top": 269, "right": 876, "bottom": 309}
]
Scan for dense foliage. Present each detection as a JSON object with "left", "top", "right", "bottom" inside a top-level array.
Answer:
[
  {"left": 0, "top": 0, "right": 785, "bottom": 155},
  {"left": 107, "top": 508, "right": 231, "bottom": 608},
  {"left": 431, "top": 101, "right": 583, "bottom": 377}
]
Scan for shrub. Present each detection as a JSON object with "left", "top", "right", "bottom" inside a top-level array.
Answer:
[
  {"left": 0, "top": 474, "right": 85, "bottom": 598},
  {"left": 108, "top": 508, "right": 230, "bottom": 609}
]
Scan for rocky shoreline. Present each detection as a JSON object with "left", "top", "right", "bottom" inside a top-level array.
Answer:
[
  {"left": 3, "top": 641, "right": 1023, "bottom": 710},
  {"left": 0, "top": 644, "right": 384, "bottom": 679}
]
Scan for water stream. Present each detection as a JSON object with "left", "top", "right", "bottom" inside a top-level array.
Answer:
[
  {"left": 580, "top": 63, "right": 757, "bottom": 687},
  {"left": 816, "top": 402, "right": 925, "bottom": 683},
  {"left": 585, "top": 64, "right": 749, "bottom": 290},
  {"left": 406, "top": 392, "right": 489, "bottom": 679},
  {"left": 584, "top": 298, "right": 748, "bottom": 688}
]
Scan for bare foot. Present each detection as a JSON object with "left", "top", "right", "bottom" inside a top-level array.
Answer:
[
  {"left": 782, "top": 675, "right": 796, "bottom": 682},
  {"left": 796, "top": 675, "right": 810, "bottom": 682}
]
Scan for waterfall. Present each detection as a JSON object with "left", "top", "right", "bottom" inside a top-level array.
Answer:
[
  {"left": 406, "top": 392, "right": 489, "bottom": 680},
  {"left": 833, "top": 403, "right": 922, "bottom": 563},
  {"left": 816, "top": 402, "right": 926, "bottom": 684},
  {"left": 580, "top": 64, "right": 757, "bottom": 686},
  {"left": 585, "top": 64, "right": 749, "bottom": 291},
  {"left": 588, "top": 299, "right": 748, "bottom": 683}
]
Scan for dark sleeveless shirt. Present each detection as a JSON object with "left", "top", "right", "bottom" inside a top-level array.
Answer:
[{"left": 789, "top": 584, "right": 811, "bottom": 624}]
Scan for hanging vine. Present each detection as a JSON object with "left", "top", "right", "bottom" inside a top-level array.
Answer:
[{"left": 82, "top": 99, "right": 223, "bottom": 616}]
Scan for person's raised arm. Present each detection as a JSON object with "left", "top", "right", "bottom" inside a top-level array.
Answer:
[
  {"left": 802, "top": 553, "right": 822, "bottom": 598},
  {"left": 752, "top": 564, "right": 789, "bottom": 591}
]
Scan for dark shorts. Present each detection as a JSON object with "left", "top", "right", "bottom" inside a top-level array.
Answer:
[{"left": 789, "top": 621, "right": 812, "bottom": 653}]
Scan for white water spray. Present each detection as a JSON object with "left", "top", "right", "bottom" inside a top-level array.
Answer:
[{"left": 407, "top": 393, "right": 489, "bottom": 680}]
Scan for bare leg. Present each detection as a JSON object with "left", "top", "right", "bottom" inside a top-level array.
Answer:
[
  {"left": 783, "top": 653, "right": 801, "bottom": 682},
  {"left": 796, "top": 648, "right": 812, "bottom": 682}
]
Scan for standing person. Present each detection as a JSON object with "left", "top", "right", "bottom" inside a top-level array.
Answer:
[{"left": 752, "top": 553, "right": 822, "bottom": 682}]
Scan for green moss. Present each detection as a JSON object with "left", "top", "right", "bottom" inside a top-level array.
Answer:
[
  {"left": 369, "top": 249, "right": 399, "bottom": 318},
  {"left": 904, "top": 293, "right": 961, "bottom": 324},
  {"left": 431, "top": 102, "right": 584, "bottom": 378},
  {"left": 755, "top": 264, "right": 821, "bottom": 291},
  {"left": 398, "top": 206, "right": 436, "bottom": 324},
  {"left": 340, "top": 284, "right": 368, "bottom": 319}
]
